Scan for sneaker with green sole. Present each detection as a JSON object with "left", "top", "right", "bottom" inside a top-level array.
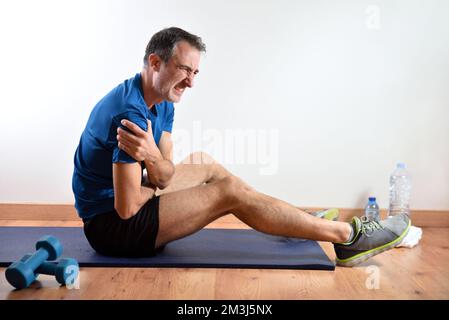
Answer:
[
  {"left": 310, "top": 208, "right": 340, "bottom": 221},
  {"left": 334, "top": 213, "right": 411, "bottom": 267}
]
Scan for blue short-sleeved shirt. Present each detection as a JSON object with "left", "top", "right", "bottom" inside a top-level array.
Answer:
[{"left": 72, "top": 73, "right": 175, "bottom": 219}]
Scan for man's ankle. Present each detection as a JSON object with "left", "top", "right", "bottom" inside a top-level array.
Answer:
[{"left": 336, "top": 222, "right": 354, "bottom": 244}]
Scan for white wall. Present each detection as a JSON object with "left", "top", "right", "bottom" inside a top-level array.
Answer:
[{"left": 0, "top": 0, "right": 448, "bottom": 210}]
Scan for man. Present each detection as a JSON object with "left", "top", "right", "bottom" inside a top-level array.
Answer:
[{"left": 72, "top": 27, "right": 410, "bottom": 267}]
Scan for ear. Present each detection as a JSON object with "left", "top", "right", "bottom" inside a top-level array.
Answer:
[{"left": 148, "top": 53, "right": 162, "bottom": 72}]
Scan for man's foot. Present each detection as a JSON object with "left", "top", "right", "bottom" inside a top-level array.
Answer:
[
  {"left": 310, "top": 208, "right": 340, "bottom": 221},
  {"left": 334, "top": 213, "right": 411, "bottom": 267}
]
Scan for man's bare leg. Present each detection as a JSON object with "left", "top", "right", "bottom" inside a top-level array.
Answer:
[
  {"left": 155, "top": 151, "right": 232, "bottom": 195},
  {"left": 155, "top": 174, "right": 352, "bottom": 249}
]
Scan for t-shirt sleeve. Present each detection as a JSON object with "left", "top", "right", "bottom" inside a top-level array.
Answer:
[
  {"left": 111, "top": 110, "right": 148, "bottom": 163},
  {"left": 162, "top": 103, "right": 175, "bottom": 133}
]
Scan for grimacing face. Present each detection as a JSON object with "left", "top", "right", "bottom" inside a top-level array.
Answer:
[{"left": 154, "top": 41, "right": 201, "bottom": 103}]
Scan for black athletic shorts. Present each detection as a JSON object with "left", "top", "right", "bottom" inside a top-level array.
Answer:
[{"left": 82, "top": 196, "right": 163, "bottom": 257}]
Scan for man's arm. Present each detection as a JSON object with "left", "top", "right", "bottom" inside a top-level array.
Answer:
[
  {"left": 143, "top": 131, "right": 175, "bottom": 188},
  {"left": 158, "top": 131, "right": 173, "bottom": 162},
  {"left": 117, "top": 119, "right": 175, "bottom": 189},
  {"left": 113, "top": 162, "right": 156, "bottom": 220}
]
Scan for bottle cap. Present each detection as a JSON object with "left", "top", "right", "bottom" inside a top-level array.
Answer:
[
  {"left": 369, "top": 197, "right": 376, "bottom": 202},
  {"left": 397, "top": 162, "right": 406, "bottom": 169}
]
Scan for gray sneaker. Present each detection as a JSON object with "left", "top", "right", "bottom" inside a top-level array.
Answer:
[{"left": 334, "top": 213, "right": 411, "bottom": 267}]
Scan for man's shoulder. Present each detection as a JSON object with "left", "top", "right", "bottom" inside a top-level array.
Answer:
[{"left": 95, "top": 74, "right": 146, "bottom": 115}]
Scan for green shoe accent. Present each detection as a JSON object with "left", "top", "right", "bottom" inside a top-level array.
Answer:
[{"left": 311, "top": 208, "right": 340, "bottom": 221}]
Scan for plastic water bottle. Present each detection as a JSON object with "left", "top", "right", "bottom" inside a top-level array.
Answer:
[
  {"left": 388, "top": 162, "right": 411, "bottom": 217},
  {"left": 365, "top": 197, "right": 380, "bottom": 222}
]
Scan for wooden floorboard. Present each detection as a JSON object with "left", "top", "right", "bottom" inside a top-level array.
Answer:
[{"left": 0, "top": 220, "right": 448, "bottom": 300}]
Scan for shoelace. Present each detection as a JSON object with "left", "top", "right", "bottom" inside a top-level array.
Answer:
[{"left": 360, "top": 217, "right": 383, "bottom": 237}]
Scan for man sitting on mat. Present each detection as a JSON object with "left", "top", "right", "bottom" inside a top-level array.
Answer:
[{"left": 72, "top": 27, "right": 410, "bottom": 267}]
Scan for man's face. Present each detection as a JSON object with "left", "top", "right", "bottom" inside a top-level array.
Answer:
[{"left": 154, "top": 41, "right": 201, "bottom": 103}]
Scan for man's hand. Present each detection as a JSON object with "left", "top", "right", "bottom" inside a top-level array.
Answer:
[
  {"left": 117, "top": 119, "right": 162, "bottom": 162},
  {"left": 117, "top": 118, "right": 175, "bottom": 189}
]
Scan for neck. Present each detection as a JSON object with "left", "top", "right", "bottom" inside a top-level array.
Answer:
[{"left": 140, "top": 69, "right": 163, "bottom": 109}]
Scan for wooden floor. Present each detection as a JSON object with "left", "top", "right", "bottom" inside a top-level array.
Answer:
[{"left": 1, "top": 217, "right": 448, "bottom": 300}]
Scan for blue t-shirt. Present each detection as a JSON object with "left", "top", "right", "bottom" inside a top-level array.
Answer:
[{"left": 72, "top": 73, "right": 175, "bottom": 219}]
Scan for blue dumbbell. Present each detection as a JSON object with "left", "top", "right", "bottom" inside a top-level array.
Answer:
[
  {"left": 19, "top": 254, "right": 79, "bottom": 285},
  {"left": 5, "top": 235, "right": 63, "bottom": 289}
]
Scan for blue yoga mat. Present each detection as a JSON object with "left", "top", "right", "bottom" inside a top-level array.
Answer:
[{"left": 0, "top": 227, "right": 335, "bottom": 270}]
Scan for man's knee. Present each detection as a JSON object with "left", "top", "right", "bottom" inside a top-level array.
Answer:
[
  {"left": 183, "top": 151, "right": 217, "bottom": 165},
  {"left": 219, "top": 175, "right": 253, "bottom": 202}
]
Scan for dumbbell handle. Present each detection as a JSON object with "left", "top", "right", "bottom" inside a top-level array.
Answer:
[
  {"left": 21, "top": 254, "right": 59, "bottom": 275},
  {"left": 21, "top": 249, "right": 50, "bottom": 272},
  {"left": 36, "top": 261, "right": 58, "bottom": 275}
]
